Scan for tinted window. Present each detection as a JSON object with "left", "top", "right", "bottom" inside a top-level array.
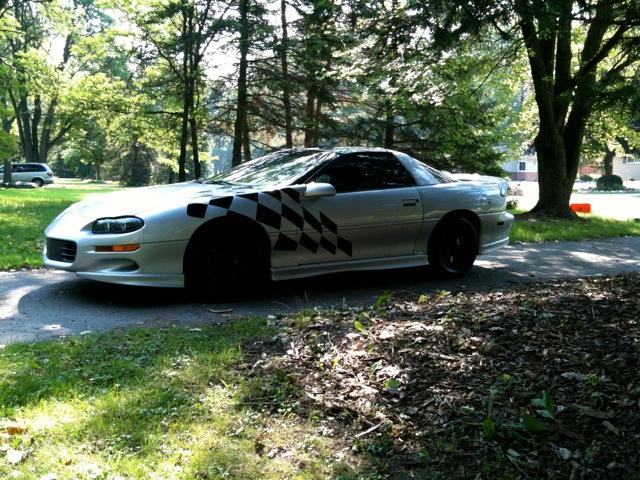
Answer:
[
  {"left": 394, "top": 152, "right": 439, "bottom": 185},
  {"left": 311, "top": 153, "right": 415, "bottom": 193},
  {"left": 22, "top": 164, "right": 46, "bottom": 172}
]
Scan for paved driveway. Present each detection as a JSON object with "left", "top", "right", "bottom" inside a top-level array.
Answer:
[{"left": 1, "top": 236, "right": 640, "bottom": 345}]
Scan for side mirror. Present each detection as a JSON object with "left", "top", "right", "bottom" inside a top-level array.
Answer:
[{"left": 304, "top": 182, "right": 336, "bottom": 198}]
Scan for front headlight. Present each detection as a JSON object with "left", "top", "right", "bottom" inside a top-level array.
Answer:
[{"left": 92, "top": 217, "right": 144, "bottom": 234}]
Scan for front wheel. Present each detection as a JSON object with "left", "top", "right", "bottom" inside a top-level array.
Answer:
[
  {"left": 184, "top": 231, "right": 268, "bottom": 301},
  {"left": 427, "top": 217, "right": 478, "bottom": 278}
]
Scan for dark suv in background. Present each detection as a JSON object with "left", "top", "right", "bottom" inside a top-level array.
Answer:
[{"left": 0, "top": 162, "right": 54, "bottom": 187}]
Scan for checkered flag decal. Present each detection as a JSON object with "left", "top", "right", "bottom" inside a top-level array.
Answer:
[{"left": 187, "top": 187, "right": 352, "bottom": 257}]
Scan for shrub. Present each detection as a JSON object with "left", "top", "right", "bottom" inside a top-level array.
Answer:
[
  {"left": 506, "top": 199, "right": 519, "bottom": 210},
  {"left": 579, "top": 174, "right": 593, "bottom": 182},
  {"left": 596, "top": 174, "right": 624, "bottom": 191}
]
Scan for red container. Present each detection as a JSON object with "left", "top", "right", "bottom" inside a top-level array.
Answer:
[{"left": 570, "top": 203, "right": 592, "bottom": 213}]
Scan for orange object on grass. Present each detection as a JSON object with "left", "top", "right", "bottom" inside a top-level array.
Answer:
[{"left": 570, "top": 203, "right": 591, "bottom": 213}]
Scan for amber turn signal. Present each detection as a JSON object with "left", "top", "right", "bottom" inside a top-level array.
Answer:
[{"left": 95, "top": 244, "right": 140, "bottom": 252}]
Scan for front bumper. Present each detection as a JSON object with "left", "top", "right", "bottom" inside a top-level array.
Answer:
[
  {"left": 43, "top": 213, "right": 188, "bottom": 288},
  {"left": 44, "top": 239, "right": 188, "bottom": 288},
  {"left": 478, "top": 211, "right": 514, "bottom": 254}
]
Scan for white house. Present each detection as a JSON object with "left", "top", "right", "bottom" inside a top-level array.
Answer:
[
  {"left": 613, "top": 155, "right": 640, "bottom": 180},
  {"left": 503, "top": 153, "right": 640, "bottom": 181},
  {"left": 502, "top": 154, "right": 538, "bottom": 181}
]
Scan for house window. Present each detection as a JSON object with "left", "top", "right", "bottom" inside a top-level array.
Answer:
[
  {"left": 624, "top": 155, "right": 640, "bottom": 164},
  {"left": 518, "top": 161, "right": 526, "bottom": 171}
]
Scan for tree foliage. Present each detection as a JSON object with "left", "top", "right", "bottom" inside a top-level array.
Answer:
[
  {"left": 413, "top": 0, "right": 640, "bottom": 216},
  {"left": 0, "top": 0, "right": 636, "bottom": 199}
]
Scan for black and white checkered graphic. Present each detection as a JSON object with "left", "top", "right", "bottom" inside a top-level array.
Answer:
[{"left": 186, "top": 187, "right": 352, "bottom": 257}]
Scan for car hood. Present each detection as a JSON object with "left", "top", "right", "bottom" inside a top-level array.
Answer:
[{"left": 64, "top": 182, "right": 258, "bottom": 219}]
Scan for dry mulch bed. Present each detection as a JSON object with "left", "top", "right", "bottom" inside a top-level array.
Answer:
[{"left": 250, "top": 273, "right": 640, "bottom": 479}]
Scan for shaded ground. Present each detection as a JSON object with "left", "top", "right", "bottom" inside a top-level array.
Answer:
[
  {"left": 1, "top": 274, "right": 638, "bottom": 478},
  {"left": 255, "top": 273, "right": 640, "bottom": 479}
]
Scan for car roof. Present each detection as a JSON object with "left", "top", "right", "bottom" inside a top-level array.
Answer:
[{"left": 276, "top": 146, "right": 397, "bottom": 156}]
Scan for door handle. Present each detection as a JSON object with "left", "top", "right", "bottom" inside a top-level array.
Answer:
[{"left": 402, "top": 199, "right": 419, "bottom": 206}]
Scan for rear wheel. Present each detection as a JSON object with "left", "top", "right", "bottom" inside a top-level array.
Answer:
[
  {"left": 184, "top": 229, "right": 269, "bottom": 301},
  {"left": 32, "top": 178, "right": 44, "bottom": 187},
  {"left": 427, "top": 217, "right": 478, "bottom": 278}
]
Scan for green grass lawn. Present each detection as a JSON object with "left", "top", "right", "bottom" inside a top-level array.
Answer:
[
  {"left": 0, "top": 319, "right": 355, "bottom": 479},
  {"left": 509, "top": 211, "right": 640, "bottom": 243},
  {"left": 0, "top": 181, "right": 121, "bottom": 270}
]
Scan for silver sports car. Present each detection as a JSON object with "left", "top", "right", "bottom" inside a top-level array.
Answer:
[{"left": 44, "top": 148, "right": 513, "bottom": 298}]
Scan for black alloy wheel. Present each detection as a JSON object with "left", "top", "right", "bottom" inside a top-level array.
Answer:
[
  {"left": 428, "top": 217, "right": 478, "bottom": 277},
  {"left": 185, "top": 232, "right": 267, "bottom": 301}
]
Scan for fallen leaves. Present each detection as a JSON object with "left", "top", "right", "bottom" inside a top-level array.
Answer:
[{"left": 250, "top": 273, "right": 640, "bottom": 479}]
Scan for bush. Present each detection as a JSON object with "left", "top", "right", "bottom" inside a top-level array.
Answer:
[
  {"left": 506, "top": 199, "right": 519, "bottom": 210},
  {"left": 596, "top": 174, "right": 624, "bottom": 191},
  {"left": 579, "top": 174, "right": 593, "bottom": 182}
]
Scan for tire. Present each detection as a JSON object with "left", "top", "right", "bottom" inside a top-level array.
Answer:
[
  {"left": 32, "top": 178, "right": 44, "bottom": 187},
  {"left": 427, "top": 217, "right": 478, "bottom": 278},
  {"left": 184, "top": 229, "right": 269, "bottom": 301}
]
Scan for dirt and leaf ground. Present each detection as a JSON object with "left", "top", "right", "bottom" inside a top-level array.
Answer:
[{"left": 1, "top": 273, "right": 639, "bottom": 479}]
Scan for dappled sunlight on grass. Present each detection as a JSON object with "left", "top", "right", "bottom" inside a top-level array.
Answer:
[
  {"left": 0, "top": 319, "right": 358, "bottom": 479},
  {"left": 0, "top": 185, "right": 122, "bottom": 270}
]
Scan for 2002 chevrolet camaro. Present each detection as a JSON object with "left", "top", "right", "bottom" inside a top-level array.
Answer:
[{"left": 44, "top": 148, "right": 514, "bottom": 299}]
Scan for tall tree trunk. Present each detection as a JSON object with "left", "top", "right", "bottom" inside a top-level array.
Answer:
[
  {"left": 384, "top": 100, "right": 394, "bottom": 148},
  {"left": 232, "top": 0, "right": 249, "bottom": 167},
  {"left": 532, "top": 127, "right": 573, "bottom": 216},
  {"left": 312, "top": 97, "right": 322, "bottom": 145},
  {"left": 38, "top": 99, "right": 57, "bottom": 164},
  {"left": 11, "top": 93, "right": 34, "bottom": 162},
  {"left": 2, "top": 159, "right": 11, "bottom": 184},
  {"left": 178, "top": 108, "right": 189, "bottom": 182},
  {"left": 1, "top": 96, "right": 13, "bottom": 133},
  {"left": 280, "top": 0, "right": 293, "bottom": 148},
  {"left": 177, "top": 0, "right": 191, "bottom": 182},
  {"left": 95, "top": 160, "right": 102, "bottom": 182},
  {"left": 186, "top": 3, "right": 201, "bottom": 179},
  {"left": 31, "top": 94, "right": 41, "bottom": 161},
  {"left": 304, "top": 89, "right": 314, "bottom": 146},
  {"left": 602, "top": 146, "right": 614, "bottom": 176},
  {"left": 190, "top": 116, "right": 201, "bottom": 178},
  {"left": 242, "top": 116, "right": 251, "bottom": 162}
]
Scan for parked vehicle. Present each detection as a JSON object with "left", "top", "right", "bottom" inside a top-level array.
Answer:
[
  {"left": 43, "top": 148, "right": 513, "bottom": 299},
  {"left": 0, "top": 162, "right": 54, "bottom": 187}
]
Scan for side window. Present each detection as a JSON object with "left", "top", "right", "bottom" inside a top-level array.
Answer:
[
  {"left": 312, "top": 153, "right": 415, "bottom": 193},
  {"left": 11, "top": 164, "right": 21, "bottom": 172},
  {"left": 23, "top": 164, "right": 45, "bottom": 172}
]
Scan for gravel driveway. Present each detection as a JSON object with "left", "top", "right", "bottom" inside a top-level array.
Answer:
[{"left": 1, "top": 236, "right": 640, "bottom": 345}]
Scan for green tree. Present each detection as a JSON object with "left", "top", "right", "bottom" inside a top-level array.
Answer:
[
  {"left": 2, "top": 0, "right": 111, "bottom": 165},
  {"left": 123, "top": 0, "right": 231, "bottom": 180},
  {"left": 415, "top": 0, "right": 640, "bottom": 217}
]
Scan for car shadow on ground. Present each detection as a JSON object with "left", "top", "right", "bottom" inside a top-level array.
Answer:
[{"left": 64, "top": 263, "right": 527, "bottom": 309}]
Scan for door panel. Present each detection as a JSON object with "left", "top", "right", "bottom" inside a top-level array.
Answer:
[{"left": 297, "top": 186, "right": 423, "bottom": 264}]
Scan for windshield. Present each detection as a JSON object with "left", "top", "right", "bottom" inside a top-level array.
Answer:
[{"left": 206, "top": 149, "right": 330, "bottom": 188}]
